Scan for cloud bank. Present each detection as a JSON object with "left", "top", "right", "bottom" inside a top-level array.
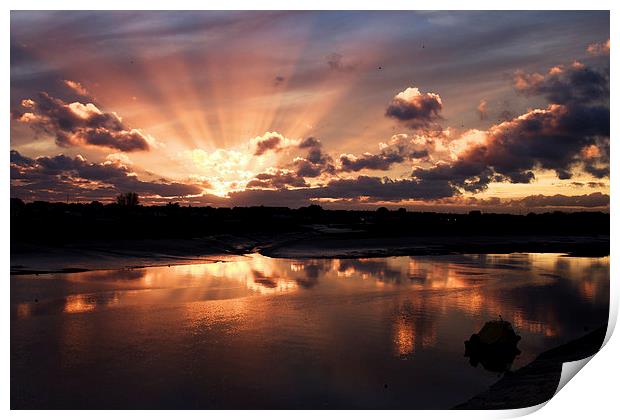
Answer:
[
  {"left": 16, "top": 92, "right": 152, "bottom": 152},
  {"left": 11, "top": 150, "right": 202, "bottom": 202}
]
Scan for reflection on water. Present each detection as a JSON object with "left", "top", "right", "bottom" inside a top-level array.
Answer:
[
  {"left": 11, "top": 253, "right": 609, "bottom": 409},
  {"left": 393, "top": 299, "right": 438, "bottom": 359}
]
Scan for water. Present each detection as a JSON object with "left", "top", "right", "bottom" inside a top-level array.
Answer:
[{"left": 11, "top": 253, "right": 609, "bottom": 409}]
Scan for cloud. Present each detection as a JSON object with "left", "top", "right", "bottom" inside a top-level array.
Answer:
[
  {"left": 433, "top": 192, "right": 609, "bottom": 210},
  {"left": 508, "top": 192, "right": 609, "bottom": 208},
  {"left": 209, "top": 58, "right": 608, "bottom": 205},
  {"left": 385, "top": 86, "right": 443, "bottom": 130},
  {"left": 63, "top": 79, "right": 89, "bottom": 96},
  {"left": 16, "top": 92, "right": 152, "bottom": 152},
  {"left": 338, "top": 134, "right": 430, "bottom": 172},
  {"left": 11, "top": 149, "right": 202, "bottom": 202},
  {"left": 315, "top": 176, "right": 455, "bottom": 201},
  {"left": 229, "top": 175, "right": 456, "bottom": 206},
  {"left": 298, "top": 137, "right": 321, "bottom": 149},
  {"left": 252, "top": 131, "right": 296, "bottom": 156},
  {"left": 513, "top": 61, "right": 608, "bottom": 105},
  {"left": 184, "top": 136, "right": 334, "bottom": 194},
  {"left": 251, "top": 132, "right": 433, "bottom": 180},
  {"left": 246, "top": 169, "right": 309, "bottom": 189},
  {"left": 587, "top": 39, "right": 610, "bottom": 56},
  {"left": 291, "top": 137, "right": 336, "bottom": 178},
  {"left": 586, "top": 181, "right": 607, "bottom": 188},
  {"left": 252, "top": 134, "right": 325, "bottom": 158},
  {"left": 411, "top": 60, "right": 609, "bottom": 193},
  {"left": 413, "top": 102, "right": 609, "bottom": 192},
  {"left": 339, "top": 152, "right": 404, "bottom": 172},
  {"left": 477, "top": 99, "right": 488, "bottom": 120},
  {"left": 105, "top": 152, "right": 133, "bottom": 166}
]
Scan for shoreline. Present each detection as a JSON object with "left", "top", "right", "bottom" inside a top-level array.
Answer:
[
  {"left": 11, "top": 234, "right": 609, "bottom": 275},
  {"left": 455, "top": 326, "right": 607, "bottom": 409}
]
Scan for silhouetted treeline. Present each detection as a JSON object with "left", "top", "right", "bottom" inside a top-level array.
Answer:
[{"left": 10, "top": 198, "right": 609, "bottom": 245}]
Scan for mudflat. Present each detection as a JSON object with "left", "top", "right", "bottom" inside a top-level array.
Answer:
[{"left": 11, "top": 231, "right": 609, "bottom": 274}]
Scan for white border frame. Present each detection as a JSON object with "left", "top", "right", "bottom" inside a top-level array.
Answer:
[{"left": 3, "top": 2, "right": 617, "bottom": 419}]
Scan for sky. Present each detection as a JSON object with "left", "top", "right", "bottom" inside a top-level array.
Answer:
[{"left": 10, "top": 11, "right": 610, "bottom": 212}]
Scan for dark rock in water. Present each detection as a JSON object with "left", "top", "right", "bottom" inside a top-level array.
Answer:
[
  {"left": 465, "top": 319, "right": 521, "bottom": 373},
  {"left": 456, "top": 326, "right": 606, "bottom": 409}
]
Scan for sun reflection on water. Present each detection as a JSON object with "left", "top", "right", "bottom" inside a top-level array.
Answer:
[
  {"left": 12, "top": 252, "right": 608, "bottom": 367},
  {"left": 63, "top": 295, "right": 97, "bottom": 314},
  {"left": 10, "top": 251, "right": 610, "bottom": 410}
]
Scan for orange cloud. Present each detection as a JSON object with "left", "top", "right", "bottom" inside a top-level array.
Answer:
[
  {"left": 63, "top": 79, "right": 89, "bottom": 96},
  {"left": 587, "top": 39, "right": 610, "bottom": 56}
]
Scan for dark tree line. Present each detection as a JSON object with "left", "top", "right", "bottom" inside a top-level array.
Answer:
[{"left": 10, "top": 194, "right": 609, "bottom": 246}]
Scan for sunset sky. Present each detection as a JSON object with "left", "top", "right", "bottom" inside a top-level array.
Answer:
[{"left": 10, "top": 11, "right": 610, "bottom": 211}]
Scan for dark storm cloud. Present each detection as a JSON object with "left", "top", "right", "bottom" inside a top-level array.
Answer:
[
  {"left": 298, "top": 137, "right": 321, "bottom": 149},
  {"left": 413, "top": 102, "right": 609, "bottom": 192},
  {"left": 294, "top": 157, "right": 336, "bottom": 178},
  {"left": 338, "top": 134, "right": 430, "bottom": 172},
  {"left": 315, "top": 176, "right": 455, "bottom": 201},
  {"left": 427, "top": 193, "right": 608, "bottom": 211},
  {"left": 339, "top": 152, "right": 405, "bottom": 172},
  {"left": 16, "top": 92, "right": 151, "bottom": 152},
  {"left": 509, "top": 192, "right": 609, "bottom": 208},
  {"left": 246, "top": 170, "right": 309, "bottom": 189},
  {"left": 513, "top": 62, "right": 609, "bottom": 105},
  {"left": 412, "top": 60, "right": 609, "bottom": 193},
  {"left": 11, "top": 150, "right": 202, "bottom": 201},
  {"left": 266, "top": 133, "right": 431, "bottom": 177},
  {"left": 251, "top": 135, "right": 336, "bottom": 178},
  {"left": 292, "top": 138, "right": 336, "bottom": 178},
  {"left": 385, "top": 87, "right": 443, "bottom": 130},
  {"left": 9, "top": 150, "right": 35, "bottom": 166},
  {"left": 233, "top": 175, "right": 456, "bottom": 206}
]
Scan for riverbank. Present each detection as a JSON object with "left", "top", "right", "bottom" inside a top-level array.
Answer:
[
  {"left": 11, "top": 232, "right": 609, "bottom": 274},
  {"left": 455, "top": 326, "right": 607, "bottom": 409},
  {"left": 258, "top": 233, "right": 609, "bottom": 259}
]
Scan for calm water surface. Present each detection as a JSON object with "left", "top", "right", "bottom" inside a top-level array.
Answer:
[{"left": 11, "top": 253, "right": 609, "bottom": 408}]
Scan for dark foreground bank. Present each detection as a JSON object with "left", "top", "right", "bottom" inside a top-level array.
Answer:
[
  {"left": 455, "top": 326, "right": 608, "bottom": 409},
  {"left": 10, "top": 201, "right": 610, "bottom": 273},
  {"left": 11, "top": 232, "right": 610, "bottom": 274}
]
